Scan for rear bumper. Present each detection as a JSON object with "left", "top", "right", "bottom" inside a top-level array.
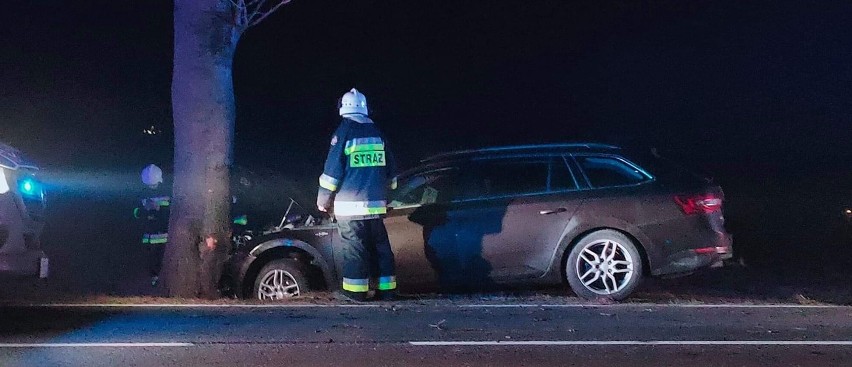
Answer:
[
  {"left": 0, "top": 250, "right": 48, "bottom": 278},
  {"left": 654, "top": 232, "right": 733, "bottom": 276}
]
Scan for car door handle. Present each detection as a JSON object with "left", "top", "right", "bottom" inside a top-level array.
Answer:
[{"left": 539, "top": 208, "right": 568, "bottom": 215}]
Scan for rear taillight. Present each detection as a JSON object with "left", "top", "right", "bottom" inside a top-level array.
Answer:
[{"left": 674, "top": 193, "right": 723, "bottom": 215}]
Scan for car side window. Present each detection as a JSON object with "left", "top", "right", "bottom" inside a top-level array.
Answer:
[
  {"left": 575, "top": 156, "right": 648, "bottom": 188},
  {"left": 389, "top": 168, "right": 458, "bottom": 208},
  {"left": 456, "top": 157, "right": 577, "bottom": 201},
  {"left": 550, "top": 157, "right": 579, "bottom": 192}
]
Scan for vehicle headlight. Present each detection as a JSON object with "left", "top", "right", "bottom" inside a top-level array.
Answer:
[
  {"left": 17, "top": 176, "right": 42, "bottom": 199},
  {"left": 19, "top": 178, "right": 35, "bottom": 195},
  {"left": 0, "top": 167, "right": 9, "bottom": 194}
]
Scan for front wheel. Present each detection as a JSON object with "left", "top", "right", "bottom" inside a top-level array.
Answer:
[
  {"left": 565, "top": 230, "right": 643, "bottom": 301},
  {"left": 252, "top": 259, "right": 310, "bottom": 301}
]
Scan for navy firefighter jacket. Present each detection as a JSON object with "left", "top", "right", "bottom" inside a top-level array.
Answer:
[
  {"left": 135, "top": 186, "right": 171, "bottom": 245},
  {"left": 317, "top": 116, "right": 397, "bottom": 220}
]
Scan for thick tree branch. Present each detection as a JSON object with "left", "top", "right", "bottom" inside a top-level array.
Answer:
[{"left": 229, "top": 0, "right": 248, "bottom": 29}]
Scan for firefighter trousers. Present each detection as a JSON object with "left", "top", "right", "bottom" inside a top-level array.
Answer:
[
  {"left": 337, "top": 218, "right": 396, "bottom": 299},
  {"left": 146, "top": 243, "right": 166, "bottom": 277}
]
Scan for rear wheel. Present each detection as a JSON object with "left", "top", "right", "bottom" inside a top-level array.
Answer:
[
  {"left": 252, "top": 259, "right": 310, "bottom": 301},
  {"left": 565, "top": 230, "right": 643, "bottom": 301}
]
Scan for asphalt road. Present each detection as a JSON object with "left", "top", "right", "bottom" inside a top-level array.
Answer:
[{"left": 1, "top": 302, "right": 851, "bottom": 366}]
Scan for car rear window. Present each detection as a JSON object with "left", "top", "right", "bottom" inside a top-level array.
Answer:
[{"left": 575, "top": 156, "right": 649, "bottom": 188}]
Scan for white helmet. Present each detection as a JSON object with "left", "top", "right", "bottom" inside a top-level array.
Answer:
[
  {"left": 338, "top": 88, "right": 368, "bottom": 116},
  {"left": 141, "top": 164, "right": 163, "bottom": 186}
]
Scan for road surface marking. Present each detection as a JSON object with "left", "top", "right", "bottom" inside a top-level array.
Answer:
[
  {"left": 457, "top": 303, "right": 847, "bottom": 309},
  {"left": 409, "top": 340, "right": 852, "bottom": 346},
  {"left": 0, "top": 343, "right": 193, "bottom": 348},
  {"left": 17, "top": 304, "right": 380, "bottom": 308},
  {"left": 3, "top": 303, "right": 846, "bottom": 309}
]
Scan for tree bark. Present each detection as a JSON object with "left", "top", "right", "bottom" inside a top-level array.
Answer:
[{"left": 164, "top": 0, "right": 240, "bottom": 298}]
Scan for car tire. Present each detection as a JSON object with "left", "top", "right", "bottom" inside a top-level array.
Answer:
[
  {"left": 252, "top": 259, "right": 310, "bottom": 301},
  {"left": 565, "top": 230, "right": 643, "bottom": 301}
]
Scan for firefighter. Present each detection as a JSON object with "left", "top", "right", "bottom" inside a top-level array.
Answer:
[
  {"left": 135, "top": 164, "right": 170, "bottom": 286},
  {"left": 317, "top": 88, "right": 398, "bottom": 302}
]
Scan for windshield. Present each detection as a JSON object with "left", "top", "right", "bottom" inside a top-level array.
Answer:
[
  {"left": 0, "top": 142, "right": 36, "bottom": 170},
  {"left": 390, "top": 167, "right": 459, "bottom": 208}
]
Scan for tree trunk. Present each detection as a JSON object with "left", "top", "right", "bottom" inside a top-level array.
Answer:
[{"left": 164, "top": 0, "right": 240, "bottom": 298}]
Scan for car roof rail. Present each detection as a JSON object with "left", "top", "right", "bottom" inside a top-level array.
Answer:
[{"left": 420, "top": 143, "right": 621, "bottom": 163}]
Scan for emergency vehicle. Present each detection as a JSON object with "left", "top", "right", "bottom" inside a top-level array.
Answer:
[{"left": 0, "top": 142, "right": 48, "bottom": 278}]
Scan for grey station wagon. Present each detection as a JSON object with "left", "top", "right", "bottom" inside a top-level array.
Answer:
[{"left": 226, "top": 143, "right": 733, "bottom": 301}]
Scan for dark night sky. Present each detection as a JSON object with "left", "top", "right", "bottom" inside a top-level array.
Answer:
[{"left": 2, "top": 1, "right": 851, "bottom": 189}]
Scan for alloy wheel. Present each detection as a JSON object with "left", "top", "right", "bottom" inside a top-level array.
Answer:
[
  {"left": 257, "top": 269, "right": 300, "bottom": 300},
  {"left": 574, "top": 239, "right": 636, "bottom": 295}
]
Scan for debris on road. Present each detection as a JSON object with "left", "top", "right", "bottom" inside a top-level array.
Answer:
[{"left": 429, "top": 319, "right": 446, "bottom": 330}]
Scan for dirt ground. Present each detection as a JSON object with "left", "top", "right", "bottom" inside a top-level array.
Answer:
[{"left": 3, "top": 264, "right": 850, "bottom": 306}]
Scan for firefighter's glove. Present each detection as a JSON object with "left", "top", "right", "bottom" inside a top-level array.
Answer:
[{"left": 317, "top": 193, "right": 333, "bottom": 214}]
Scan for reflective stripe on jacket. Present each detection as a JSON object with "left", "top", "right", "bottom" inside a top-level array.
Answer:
[
  {"left": 138, "top": 191, "right": 171, "bottom": 242},
  {"left": 142, "top": 232, "right": 168, "bottom": 244},
  {"left": 145, "top": 196, "right": 171, "bottom": 207},
  {"left": 317, "top": 117, "right": 397, "bottom": 220}
]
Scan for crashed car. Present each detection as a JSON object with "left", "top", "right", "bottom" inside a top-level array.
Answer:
[
  {"left": 0, "top": 142, "right": 48, "bottom": 278},
  {"left": 226, "top": 143, "right": 733, "bottom": 301}
]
